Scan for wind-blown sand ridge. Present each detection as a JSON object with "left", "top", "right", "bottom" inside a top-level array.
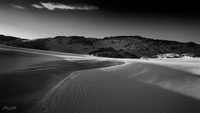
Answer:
[
  {"left": 30, "top": 58, "right": 200, "bottom": 113},
  {"left": 1, "top": 45, "right": 200, "bottom": 113}
]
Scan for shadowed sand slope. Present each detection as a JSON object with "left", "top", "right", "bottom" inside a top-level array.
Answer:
[
  {"left": 0, "top": 48, "right": 124, "bottom": 113},
  {"left": 0, "top": 50, "right": 65, "bottom": 74},
  {"left": 31, "top": 61, "right": 200, "bottom": 113}
]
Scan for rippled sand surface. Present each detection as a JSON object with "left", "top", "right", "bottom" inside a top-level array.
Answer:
[{"left": 1, "top": 46, "right": 200, "bottom": 113}]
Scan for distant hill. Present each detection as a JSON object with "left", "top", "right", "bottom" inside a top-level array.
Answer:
[
  {"left": 0, "top": 34, "right": 200, "bottom": 58},
  {"left": 0, "top": 34, "right": 21, "bottom": 42}
]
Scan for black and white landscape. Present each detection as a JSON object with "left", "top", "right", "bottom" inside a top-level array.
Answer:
[{"left": 0, "top": 0, "right": 200, "bottom": 113}]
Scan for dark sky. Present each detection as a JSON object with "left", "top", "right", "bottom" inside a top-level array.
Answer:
[{"left": 0, "top": 0, "right": 199, "bottom": 42}]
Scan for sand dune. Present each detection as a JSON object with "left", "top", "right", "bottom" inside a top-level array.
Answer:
[
  {"left": 30, "top": 60, "right": 200, "bottom": 113},
  {"left": 1, "top": 46, "right": 200, "bottom": 113},
  {"left": 0, "top": 46, "right": 124, "bottom": 113},
  {"left": 0, "top": 50, "right": 64, "bottom": 74}
]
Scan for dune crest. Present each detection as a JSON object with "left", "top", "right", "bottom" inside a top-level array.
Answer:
[{"left": 1, "top": 46, "right": 200, "bottom": 113}]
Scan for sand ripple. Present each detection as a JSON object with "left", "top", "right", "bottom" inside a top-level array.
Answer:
[{"left": 31, "top": 63, "right": 200, "bottom": 113}]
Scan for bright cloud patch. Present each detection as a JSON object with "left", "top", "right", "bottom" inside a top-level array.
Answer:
[
  {"left": 31, "top": 4, "right": 44, "bottom": 9},
  {"left": 32, "top": 2, "right": 98, "bottom": 11},
  {"left": 11, "top": 5, "right": 25, "bottom": 9}
]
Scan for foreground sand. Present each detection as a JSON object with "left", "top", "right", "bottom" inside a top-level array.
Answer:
[{"left": 1, "top": 46, "right": 200, "bottom": 113}]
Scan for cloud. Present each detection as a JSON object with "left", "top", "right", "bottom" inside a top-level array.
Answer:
[
  {"left": 11, "top": 5, "right": 25, "bottom": 9},
  {"left": 31, "top": 2, "right": 98, "bottom": 11},
  {"left": 31, "top": 4, "right": 44, "bottom": 9}
]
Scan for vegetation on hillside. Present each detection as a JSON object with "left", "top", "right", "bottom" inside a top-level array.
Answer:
[{"left": 0, "top": 34, "right": 200, "bottom": 58}]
